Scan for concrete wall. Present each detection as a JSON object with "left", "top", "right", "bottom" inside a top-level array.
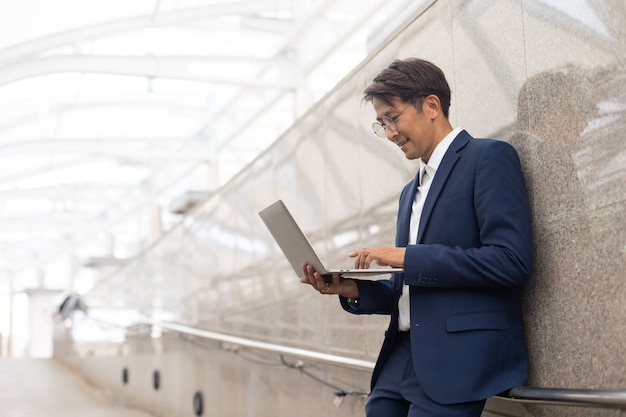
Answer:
[{"left": 58, "top": 1, "right": 625, "bottom": 416}]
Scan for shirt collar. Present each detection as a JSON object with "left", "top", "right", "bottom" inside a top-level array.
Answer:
[{"left": 420, "top": 126, "right": 463, "bottom": 176}]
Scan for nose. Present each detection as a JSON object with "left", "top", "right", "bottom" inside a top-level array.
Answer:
[{"left": 386, "top": 128, "right": 398, "bottom": 141}]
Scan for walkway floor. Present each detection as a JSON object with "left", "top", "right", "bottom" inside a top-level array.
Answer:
[{"left": 0, "top": 358, "right": 154, "bottom": 417}]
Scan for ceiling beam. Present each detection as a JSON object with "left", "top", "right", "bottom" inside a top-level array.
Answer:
[
  {"left": 0, "top": 184, "right": 137, "bottom": 199},
  {"left": 0, "top": 55, "right": 295, "bottom": 89},
  {"left": 0, "top": 0, "right": 294, "bottom": 64},
  {"left": 0, "top": 137, "right": 213, "bottom": 161}
]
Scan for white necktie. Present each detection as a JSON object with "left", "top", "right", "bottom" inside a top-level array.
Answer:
[
  {"left": 420, "top": 166, "right": 430, "bottom": 187},
  {"left": 408, "top": 166, "right": 430, "bottom": 246}
]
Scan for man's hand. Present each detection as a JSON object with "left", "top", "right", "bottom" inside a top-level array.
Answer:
[
  {"left": 300, "top": 263, "right": 359, "bottom": 298},
  {"left": 348, "top": 246, "right": 406, "bottom": 269}
]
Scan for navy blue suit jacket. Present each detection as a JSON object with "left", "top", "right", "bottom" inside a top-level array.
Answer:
[{"left": 341, "top": 130, "right": 533, "bottom": 405}]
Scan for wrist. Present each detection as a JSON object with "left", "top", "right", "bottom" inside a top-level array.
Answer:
[{"left": 341, "top": 279, "right": 359, "bottom": 299}]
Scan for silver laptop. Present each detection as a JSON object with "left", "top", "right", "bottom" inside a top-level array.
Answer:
[{"left": 259, "top": 200, "right": 403, "bottom": 278}]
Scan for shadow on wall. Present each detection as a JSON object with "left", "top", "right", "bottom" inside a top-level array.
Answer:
[{"left": 498, "top": 62, "right": 626, "bottom": 402}]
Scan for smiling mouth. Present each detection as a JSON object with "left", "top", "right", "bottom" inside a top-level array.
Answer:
[{"left": 396, "top": 138, "right": 409, "bottom": 148}]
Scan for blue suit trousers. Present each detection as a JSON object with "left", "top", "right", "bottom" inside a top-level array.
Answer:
[{"left": 366, "top": 332, "right": 486, "bottom": 417}]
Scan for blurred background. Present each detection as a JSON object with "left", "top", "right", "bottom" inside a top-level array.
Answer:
[{"left": 0, "top": 0, "right": 419, "bottom": 357}]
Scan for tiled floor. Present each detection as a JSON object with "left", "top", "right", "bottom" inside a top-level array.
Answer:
[{"left": 0, "top": 358, "right": 154, "bottom": 417}]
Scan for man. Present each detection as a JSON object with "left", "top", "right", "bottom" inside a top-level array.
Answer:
[{"left": 300, "top": 58, "right": 533, "bottom": 417}]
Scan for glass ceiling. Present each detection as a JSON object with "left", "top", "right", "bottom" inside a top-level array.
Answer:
[{"left": 0, "top": 0, "right": 419, "bottom": 293}]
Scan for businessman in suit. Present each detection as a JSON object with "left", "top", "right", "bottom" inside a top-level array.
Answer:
[{"left": 301, "top": 58, "right": 533, "bottom": 417}]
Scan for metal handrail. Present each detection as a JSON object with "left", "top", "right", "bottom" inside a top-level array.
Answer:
[
  {"left": 150, "top": 320, "right": 376, "bottom": 371},
  {"left": 500, "top": 386, "right": 626, "bottom": 408},
  {"left": 148, "top": 320, "right": 626, "bottom": 409}
]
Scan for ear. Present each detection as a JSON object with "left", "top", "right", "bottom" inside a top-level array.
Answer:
[{"left": 423, "top": 94, "right": 441, "bottom": 119}]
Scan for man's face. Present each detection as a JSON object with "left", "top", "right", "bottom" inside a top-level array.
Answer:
[{"left": 372, "top": 96, "right": 435, "bottom": 161}]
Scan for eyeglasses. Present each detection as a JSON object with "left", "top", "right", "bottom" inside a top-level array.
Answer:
[{"left": 371, "top": 99, "right": 418, "bottom": 138}]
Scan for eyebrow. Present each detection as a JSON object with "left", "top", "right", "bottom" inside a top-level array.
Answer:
[
  {"left": 379, "top": 105, "right": 398, "bottom": 120},
  {"left": 383, "top": 108, "right": 401, "bottom": 120}
]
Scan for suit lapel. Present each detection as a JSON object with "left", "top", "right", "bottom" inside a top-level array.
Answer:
[
  {"left": 396, "top": 174, "right": 419, "bottom": 247},
  {"left": 417, "top": 131, "right": 472, "bottom": 243}
]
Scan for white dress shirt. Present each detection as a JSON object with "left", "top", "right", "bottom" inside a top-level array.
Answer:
[{"left": 398, "top": 127, "right": 462, "bottom": 331}]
